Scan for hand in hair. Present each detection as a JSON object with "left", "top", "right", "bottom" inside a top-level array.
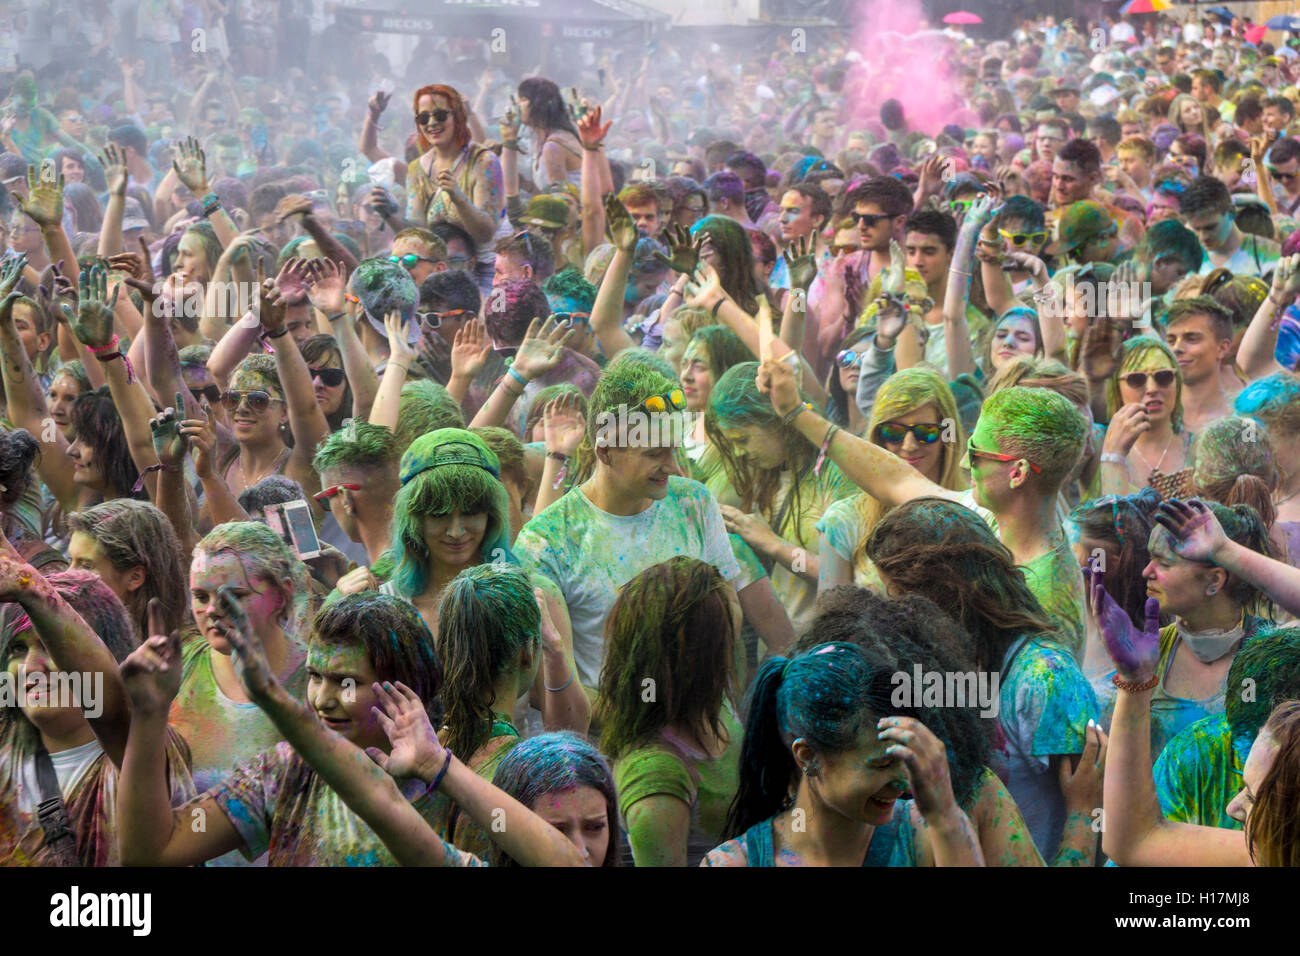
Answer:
[
  {"left": 216, "top": 585, "right": 278, "bottom": 703},
  {"left": 755, "top": 356, "right": 801, "bottom": 418},
  {"left": 119, "top": 599, "right": 183, "bottom": 717},
  {"left": 1085, "top": 565, "right": 1160, "bottom": 685},
  {"left": 274, "top": 194, "right": 313, "bottom": 224},
  {"left": 1153, "top": 497, "right": 1228, "bottom": 565}
]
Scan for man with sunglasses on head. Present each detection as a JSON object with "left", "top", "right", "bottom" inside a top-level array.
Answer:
[
  {"left": 1181, "top": 175, "right": 1279, "bottom": 280},
  {"left": 312, "top": 420, "right": 399, "bottom": 570},
  {"left": 389, "top": 226, "right": 447, "bottom": 284},
  {"left": 492, "top": 229, "right": 556, "bottom": 286}
]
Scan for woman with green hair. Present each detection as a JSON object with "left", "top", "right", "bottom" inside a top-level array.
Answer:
[
  {"left": 380, "top": 428, "right": 587, "bottom": 735},
  {"left": 706, "top": 361, "right": 856, "bottom": 633},
  {"left": 689, "top": 215, "right": 766, "bottom": 316},
  {"left": 679, "top": 324, "right": 755, "bottom": 486},
  {"left": 1100, "top": 335, "right": 1191, "bottom": 498},
  {"left": 816, "top": 366, "right": 967, "bottom": 597}
]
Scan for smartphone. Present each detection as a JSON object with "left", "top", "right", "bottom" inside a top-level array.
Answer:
[{"left": 264, "top": 500, "right": 322, "bottom": 559}]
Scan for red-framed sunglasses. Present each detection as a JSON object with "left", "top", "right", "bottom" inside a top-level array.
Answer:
[
  {"left": 966, "top": 439, "right": 1042, "bottom": 474},
  {"left": 313, "top": 482, "right": 362, "bottom": 504}
]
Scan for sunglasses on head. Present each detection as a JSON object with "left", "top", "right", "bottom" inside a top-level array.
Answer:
[
  {"left": 416, "top": 108, "right": 452, "bottom": 127},
  {"left": 998, "top": 228, "right": 1047, "bottom": 247},
  {"left": 851, "top": 211, "right": 890, "bottom": 228},
  {"left": 190, "top": 384, "right": 222, "bottom": 404},
  {"left": 313, "top": 482, "right": 361, "bottom": 505},
  {"left": 634, "top": 389, "right": 688, "bottom": 415},
  {"left": 390, "top": 253, "right": 440, "bottom": 270},
  {"left": 876, "top": 421, "right": 943, "bottom": 445},
  {"left": 966, "top": 439, "right": 1042, "bottom": 473},
  {"left": 221, "top": 389, "right": 285, "bottom": 413},
  {"left": 1122, "top": 369, "right": 1176, "bottom": 390},
  {"left": 310, "top": 366, "right": 346, "bottom": 388},
  {"left": 835, "top": 348, "right": 866, "bottom": 369}
]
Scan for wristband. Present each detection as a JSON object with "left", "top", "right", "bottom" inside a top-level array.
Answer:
[
  {"left": 502, "top": 141, "right": 521, "bottom": 151},
  {"left": 430, "top": 745, "right": 453, "bottom": 791},
  {"left": 1100, "top": 452, "right": 1127, "bottom": 465},
  {"left": 545, "top": 668, "right": 575, "bottom": 693},
  {"left": 85, "top": 335, "right": 121, "bottom": 355},
  {"left": 506, "top": 366, "right": 529, "bottom": 389},
  {"left": 131, "top": 462, "right": 179, "bottom": 494},
  {"left": 781, "top": 402, "right": 811, "bottom": 427},
  {"left": 546, "top": 451, "right": 569, "bottom": 462},
  {"left": 582, "top": 144, "right": 604, "bottom": 151},
  {"left": 711, "top": 298, "right": 725, "bottom": 318},
  {"left": 264, "top": 326, "right": 291, "bottom": 339},
  {"left": 1112, "top": 671, "right": 1158, "bottom": 693},
  {"left": 94, "top": 349, "right": 137, "bottom": 384},
  {"left": 815, "top": 422, "right": 839, "bottom": 478},
  {"left": 325, "top": 312, "right": 346, "bottom": 323}
]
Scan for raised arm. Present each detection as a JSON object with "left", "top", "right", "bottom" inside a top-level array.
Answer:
[
  {"left": 18, "top": 165, "right": 77, "bottom": 281},
  {"left": 578, "top": 106, "right": 612, "bottom": 256},
  {"left": 171, "top": 137, "right": 239, "bottom": 250},
  {"left": 148, "top": 396, "right": 200, "bottom": 557},
  {"left": 779, "top": 238, "right": 818, "bottom": 354},
  {"left": 305, "top": 258, "right": 377, "bottom": 418},
  {"left": 589, "top": 194, "right": 638, "bottom": 357},
  {"left": 278, "top": 197, "right": 360, "bottom": 274},
  {"left": 360, "top": 90, "right": 393, "bottom": 164},
  {"left": 1237, "top": 255, "right": 1298, "bottom": 380},
  {"left": 265, "top": 264, "right": 331, "bottom": 496},
  {"left": 471, "top": 316, "right": 576, "bottom": 428},
  {"left": 97, "top": 144, "right": 130, "bottom": 258},
  {"left": 534, "top": 393, "right": 584, "bottom": 515}
]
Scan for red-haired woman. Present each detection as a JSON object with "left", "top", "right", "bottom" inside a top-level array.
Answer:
[{"left": 405, "top": 84, "right": 506, "bottom": 290}]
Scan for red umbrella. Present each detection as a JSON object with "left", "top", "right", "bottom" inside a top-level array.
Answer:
[{"left": 942, "top": 12, "right": 983, "bottom": 25}]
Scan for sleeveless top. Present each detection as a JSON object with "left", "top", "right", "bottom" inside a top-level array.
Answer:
[
  {"left": 531, "top": 130, "right": 583, "bottom": 191},
  {"left": 407, "top": 144, "right": 507, "bottom": 265},
  {"left": 740, "top": 802, "right": 917, "bottom": 867}
]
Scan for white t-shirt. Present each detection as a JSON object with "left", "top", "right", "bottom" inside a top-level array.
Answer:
[
  {"left": 17, "top": 738, "right": 103, "bottom": 816},
  {"left": 514, "top": 477, "right": 741, "bottom": 688}
]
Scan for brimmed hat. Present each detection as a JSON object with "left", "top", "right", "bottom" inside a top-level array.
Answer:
[
  {"left": 399, "top": 428, "right": 501, "bottom": 486},
  {"left": 1047, "top": 200, "right": 1116, "bottom": 256},
  {"left": 519, "top": 194, "right": 569, "bottom": 231}
]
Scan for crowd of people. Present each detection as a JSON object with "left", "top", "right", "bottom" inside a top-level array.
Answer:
[{"left": 3, "top": 1, "right": 1300, "bottom": 868}]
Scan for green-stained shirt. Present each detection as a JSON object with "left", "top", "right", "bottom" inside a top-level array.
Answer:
[{"left": 1152, "top": 712, "right": 1247, "bottom": 831}]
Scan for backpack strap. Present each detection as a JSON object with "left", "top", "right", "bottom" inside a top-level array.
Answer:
[{"left": 33, "top": 746, "right": 80, "bottom": 866}]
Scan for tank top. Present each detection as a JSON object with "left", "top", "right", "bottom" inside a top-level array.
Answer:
[{"left": 741, "top": 802, "right": 916, "bottom": 867}]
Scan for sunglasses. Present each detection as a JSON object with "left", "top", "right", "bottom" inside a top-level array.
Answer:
[
  {"left": 998, "top": 228, "right": 1047, "bottom": 247},
  {"left": 966, "top": 439, "right": 1042, "bottom": 473},
  {"left": 1122, "top": 369, "right": 1177, "bottom": 390},
  {"left": 634, "top": 389, "right": 687, "bottom": 415},
  {"left": 313, "top": 482, "right": 361, "bottom": 504},
  {"left": 850, "top": 211, "right": 891, "bottom": 228},
  {"left": 830, "top": 243, "right": 860, "bottom": 255},
  {"left": 552, "top": 311, "right": 591, "bottom": 325},
  {"left": 310, "top": 366, "right": 346, "bottom": 388},
  {"left": 190, "top": 384, "right": 222, "bottom": 404},
  {"left": 416, "top": 109, "right": 452, "bottom": 127},
  {"left": 221, "top": 389, "right": 285, "bottom": 413},
  {"left": 1268, "top": 168, "right": 1300, "bottom": 183},
  {"left": 876, "top": 421, "right": 943, "bottom": 445},
  {"left": 390, "top": 253, "right": 440, "bottom": 270},
  {"left": 835, "top": 348, "right": 866, "bottom": 369}
]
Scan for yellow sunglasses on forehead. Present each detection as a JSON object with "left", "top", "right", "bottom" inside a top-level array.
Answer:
[{"left": 634, "top": 389, "right": 687, "bottom": 414}]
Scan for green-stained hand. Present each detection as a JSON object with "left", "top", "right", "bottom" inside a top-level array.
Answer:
[{"left": 64, "top": 265, "right": 120, "bottom": 349}]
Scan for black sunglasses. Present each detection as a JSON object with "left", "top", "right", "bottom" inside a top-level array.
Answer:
[
  {"left": 190, "top": 384, "right": 222, "bottom": 404},
  {"left": 1122, "top": 369, "right": 1176, "bottom": 390},
  {"left": 310, "top": 366, "right": 346, "bottom": 388},
  {"left": 416, "top": 109, "right": 452, "bottom": 127},
  {"left": 851, "top": 211, "right": 891, "bottom": 228}
]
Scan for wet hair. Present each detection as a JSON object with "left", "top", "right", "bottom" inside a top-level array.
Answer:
[
  {"left": 723, "top": 641, "right": 910, "bottom": 838},
  {"left": 1070, "top": 488, "right": 1162, "bottom": 630},
  {"left": 436, "top": 563, "right": 539, "bottom": 758},
  {"left": 237, "top": 474, "right": 308, "bottom": 517},
  {"left": 484, "top": 278, "right": 550, "bottom": 348},
  {"left": 597, "top": 557, "right": 737, "bottom": 760},
  {"left": 798, "top": 587, "right": 991, "bottom": 811},
  {"left": 517, "top": 77, "right": 579, "bottom": 136},
  {"left": 300, "top": 334, "right": 353, "bottom": 430},
  {"left": 66, "top": 499, "right": 189, "bottom": 638},
  {"left": 866, "top": 497, "right": 1057, "bottom": 670},
  {"left": 386, "top": 435, "right": 513, "bottom": 601},
  {"left": 313, "top": 419, "right": 398, "bottom": 477},
  {"left": 1190, "top": 417, "right": 1279, "bottom": 528},
  {"left": 706, "top": 362, "right": 817, "bottom": 546},
  {"left": 689, "top": 215, "right": 764, "bottom": 315},
  {"left": 194, "top": 521, "right": 313, "bottom": 637},
  {"left": 68, "top": 387, "right": 143, "bottom": 500},
  {"left": 489, "top": 732, "right": 620, "bottom": 867},
  {"left": 311, "top": 592, "right": 443, "bottom": 717},
  {"left": 982, "top": 385, "right": 1088, "bottom": 490},
  {"left": 1226, "top": 627, "right": 1300, "bottom": 763},
  {"left": 1249, "top": 701, "right": 1300, "bottom": 868},
  {"left": 1107, "top": 336, "right": 1184, "bottom": 433},
  {"left": 0, "top": 428, "right": 39, "bottom": 514},
  {"left": 394, "top": 379, "right": 467, "bottom": 458}
]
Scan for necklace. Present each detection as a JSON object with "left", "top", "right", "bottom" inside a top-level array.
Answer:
[
  {"left": 237, "top": 445, "right": 290, "bottom": 490},
  {"left": 1130, "top": 431, "right": 1174, "bottom": 476},
  {"left": 1277, "top": 486, "right": 1300, "bottom": 507}
]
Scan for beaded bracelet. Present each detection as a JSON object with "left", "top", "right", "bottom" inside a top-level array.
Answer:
[{"left": 1112, "top": 671, "right": 1158, "bottom": 693}]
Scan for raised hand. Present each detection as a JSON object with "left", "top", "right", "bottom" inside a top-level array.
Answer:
[
  {"left": 576, "top": 104, "right": 611, "bottom": 150},
  {"left": 513, "top": 315, "right": 577, "bottom": 379},
  {"left": 257, "top": 262, "right": 287, "bottom": 336},
  {"left": 1268, "top": 254, "right": 1300, "bottom": 315},
  {"left": 365, "top": 185, "right": 399, "bottom": 219},
  {"left": 368, "top": 89, "right": 391, "bottom": 116},
  {"left": 368, "top": 680, "right": 445, "bottom": 780},
  {"left": 1084, "top": 565, "right": 1161, "bottom": 685},
  {"left": 542, "top": 392, "right": 586, "bottom": 458},
  {"left": 499, "top": 95, "right": 521, "bottom": 146},
  {"left": 304, "top": 258, "right": 347, "bottom": 315},
  {"left": 17, "top": 164, "right": 64, "bottom": 227},
  {"left": 384, "top": 309, "right": 418, "bottom": 369},
  {"left": 100, "top": 143, "right": 129, "bottom": 197},
  {"left": 654, "top": 223, "right": 703, "bottom": 276},
  {"left": 604, "top": 194, "right": 638, "bottom": 252},
  {"left": 876, "top": 715, "right": 961, "bottom": 821},
  {"left": 274, "top": 194, "right": 313, "bottom": 224},
  {"left": 450, "top": 317, "right": 492, "bottom": 381},
  {"left": 683, "top": 261, "right": 724, "bottom": 311},
  {"left": 783, "top": 235, "right": 818, "bottom": 291},
  {"left": 1078, "top": 316, "right": 1123, "bottom": 383},
  {"left": 149, "top": 392, "right": 189, "bottom": 469},
  {"left": 171, "top": 136, "right": 210, "bottom": 195},
  {"left": 107, "top": 250, "right": 145, "bottom": 280},
  {"left": 1003, "top": 250, "right": 1048, "bottom": 280},
  {"left": 274, "top": 256, "right": 312, "bottom": 304},
  {"left": 0, "top": 253, "right": 27, "bottom": 301},
  {"left": 964, "top": 193, "right": 998, "bottom": 232},
  {"left": 755, "top": 357, "right": 801, "bottom": 418},
  {"left": 65, "top": 265, "right": 120, "bottom": 349},
  {"left": 217, "top": 585, "right": 278, "bottom": 703},
  {"left": 119, "top": 599, "right": 184, "bottom": 716},
  {"left": 1153, "top": 497, "right": 1229, "bottom": 565},
  {"left": 882, "top": 239, "right": 906, "bottom": 296},
  {"left": 177, "top": 404, "right": 219, "bottom": 479},
  {"left": 874, "top": 300, "right": 908, "bottom": 349}
]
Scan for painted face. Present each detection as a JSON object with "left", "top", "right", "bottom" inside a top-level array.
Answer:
[
  {"left": 190, "top": 548, "right": 288, "bottom": 654},
  {"left": 1117, "top": 356, "right": 1177, "bottom": 426},
  {"left": 721, "top": 423, "right": 786, "bottom": 472},
  {"left": 904, "top": 231, "right": 950, "bottom": 288},
  {"left": 46, "top": 373, "right": 82, "bottom": 432},
  {"left": 779, "top": 190, "right": 819, "bottom": 241},
  {"left": 963, "top": 412, "right": 1017, "bottom": 510},
  {"left": 416, "top": 93, "right": 458, "bottom": 150},
  {"left": 679, "top": 341, "right": 713, "bottom": 412},
  {"left": 1143, "top": 525, "right": 1218, "bottom": 618},
  {"left": 68, "top": 531, "right": 141, "bottom": 606},
  {"left": 801, "top": 723, "right": 910, "bottom": 828},
  {"left": 1146, "top": 192, "right": 1182, "bottom": 225},
  {"left": 531, "top": 785, "right": 610, "bottom": 866},
  {"left": 306, "top": 640, "right": 385, "bottom": 749},
  {"left": 308, "top": 352, "right": 347, "bottom": 416},
  {"left": 1166, "top": 314, "right": 1226, "bottom": 387},
  {"left": 990, "top": 314, "right": 1039, "bottom": 370},
  {"left": 1225, "top": 729, "right": 1279, "bottom": 834},
  {"left": 624, "top": 202, "right": 661, "bottom": 238},
  {"left": 837, "top": 339, "right": 870, "bottom": 396},
  {"left": 5, "top": 628, "right": 89, "bottom": 738},
  {"left": 875, "top": 401, "right": 945, "bottom": 485},
  {"left": 422, "top": 509, "right": 488, "bottom": 571}
]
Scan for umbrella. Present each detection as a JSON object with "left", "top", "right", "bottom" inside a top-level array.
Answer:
[
  {"left": 1266, "top": 14, "right": 1300, "bottom": 32},
  {"left": 942, "top": 12, "right": 982, "bottom": 25},
  {"left": 1203, "top": 7, "right": 1233, "bottom": 25},
  {"left": 1119, "top": 0, "right": 1173, "bottom": 14}
]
